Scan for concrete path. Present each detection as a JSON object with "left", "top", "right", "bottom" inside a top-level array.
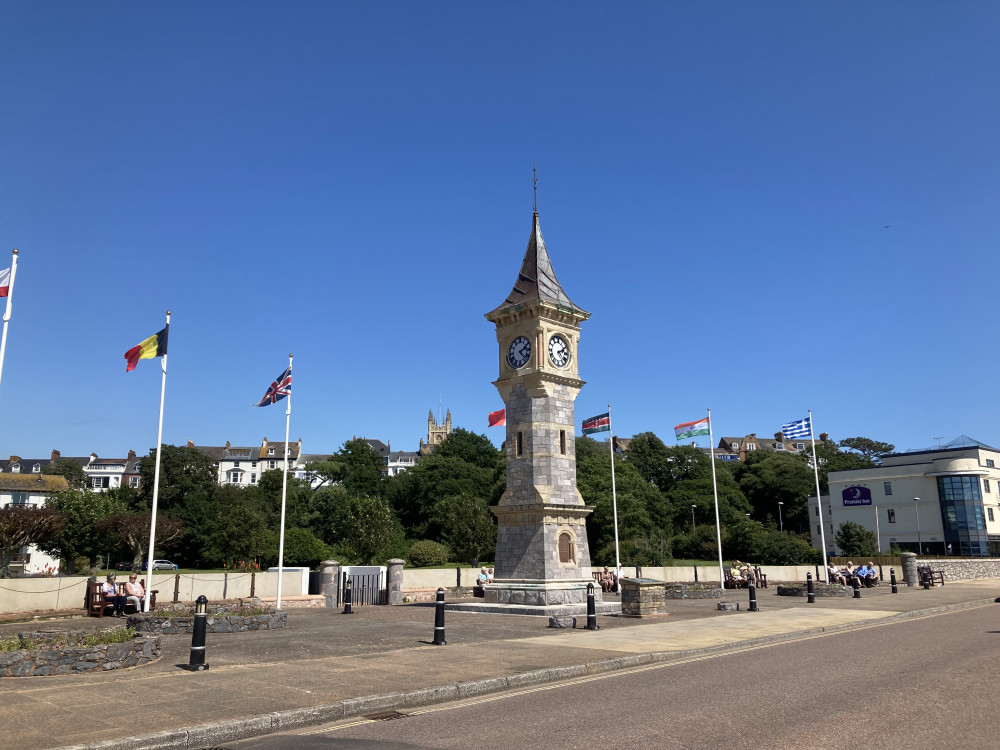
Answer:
[{"left": 1, "top": 579, "right": 996, "bottom": 750}]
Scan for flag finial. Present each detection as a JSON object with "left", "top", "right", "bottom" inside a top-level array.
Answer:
[{"left": 11, "top": 249, "right": 17, "bottom": 256}]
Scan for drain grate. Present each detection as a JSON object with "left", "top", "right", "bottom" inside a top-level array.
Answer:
[{"left": 364, "top": 710, "right": 408, "bottom": 722}]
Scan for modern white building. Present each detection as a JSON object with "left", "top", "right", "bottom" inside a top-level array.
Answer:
[{"left": 811, "top": 436, "right": 1000, "bottom": 558}]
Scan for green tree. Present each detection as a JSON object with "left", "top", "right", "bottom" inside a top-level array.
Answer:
[
  {"left": 407, "top": 539, "right": 449, "bottom": 567},
  {"left": 0, "top": 507, "right": 66, "bottom": 578},
  {"left": 307, "top": 439, "right": 386, "bottom": 497},
  {"left": 433, "top": 493, "right": 496, "bottom": 566},
  {"left": 839, "top": 437, "right": 895, "bottom": 463},
  {"left": 577, "top": 435, "right": 671, "bottom": 566},
  {"left": 138, "top": 445, "right": 217, "bottom": 512},
  {"left": 432, "top": 428, "right": 501, "bottom": 470},
  {"left": 734, "top": 452, "right": 814, "bottom": 533},
  {"left": 41, "top": 489, "right": 128, "bottom": 573},
  {"left": 835, "top": 521, "right": 880, "bottom": 557},
  {"left": 201, "top": 485, "right": 270, "bottom": 567},
  {"left": 96, "top": 512, "right": 184, "bottom": 570},
  {"left": 42, "top": 459, "right": 88, "bottom": 490},
  {"left": 814, "top": 440, "right": 875, "bottom": 494},
  {"left": 268, "top": 526, "right": 331, "bottom": 568},
  {"left": 329, "top": 494, "right": 398, "bottom": 565}
]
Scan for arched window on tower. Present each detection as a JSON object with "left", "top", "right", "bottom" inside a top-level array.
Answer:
[{"left": 558, "top": 532, "right": 575, "bottom": 563}]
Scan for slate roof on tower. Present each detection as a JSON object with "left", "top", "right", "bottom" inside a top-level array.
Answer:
[{"left": 486, "top": 211, "right": 588, "bottom": 320}]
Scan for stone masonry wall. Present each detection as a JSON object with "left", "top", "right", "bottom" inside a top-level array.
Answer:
[
  {"left": 920, "top": 558, "right": 1000, "bottom": 581},
  {"left": 0, "top": 635, "right": 161, "bottom": 677}
]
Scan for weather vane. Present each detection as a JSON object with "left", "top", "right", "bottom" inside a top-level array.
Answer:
[{"left": 532, "top": 163, "right": 538, "bottom": 213}]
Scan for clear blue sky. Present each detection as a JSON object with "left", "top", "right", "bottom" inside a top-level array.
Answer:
[{"left": 2, "top": 2, "right": 998, "bottom": 461}]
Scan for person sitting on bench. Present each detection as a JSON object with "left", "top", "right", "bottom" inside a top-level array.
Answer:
[
  {"left": 598, "top": 566, "right": 616, "bottom": 592},
  {"left": 857, "top": 562, "right": 878, "bottom": 587},
  {"left": 102, "top": 573, "right": 127, "bottom": 617},
  {"left": 827, "top": 563, "right": 847, "bottom": 585},
  {"left": 125, "top": 573, "right": 146, "bottom": 612}
]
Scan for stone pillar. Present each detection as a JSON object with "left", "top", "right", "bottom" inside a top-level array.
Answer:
[
  {"left": 386, "top": 558, "right": 405, "bottom": 605},
  {"left": 900, "top": 552, "right": 918, "bottom": 587},
  {"left": 620, "top": 578, "right": 667, "bottom": 617},
  {"left": 321, "top": 560, "right": 340, "bottom": 608}
]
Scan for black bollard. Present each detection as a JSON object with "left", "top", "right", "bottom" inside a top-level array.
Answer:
[
  {"left": 890, "top": 568, "right": 898, "bottom": 594},
  {"left": 432, "top": 587, "right": 447, "bottom": 645},
  {"left": 343, "top": 578, "right": 354, "bottom": 614},
  {"left": 806, "top": 572, "right": 815, "bottom": 604},
  {"left": 923, "top": 570, "right": 931, "bottom": 590},
  {"left": 184, "top": 595, "right": 210, "bottom": 671},
  {"left": 585, "top": 582, "right": 599, "bottom": 630},
  {"left": 853, "top": 574, "right": 862, "bottom": 599},
  {"left": 748, "top": 581, "right": 759, "bottom": 612}
]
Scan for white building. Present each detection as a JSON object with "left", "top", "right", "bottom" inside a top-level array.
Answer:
[
  {"left": 189, "top": 438, "right": 303, "bottom": 487},
  {"left": 0, "top": 473, "right": 70, "bottom": 575},
  {"left": 811, "top": 436, "right": 1000, "bottom": 558}
]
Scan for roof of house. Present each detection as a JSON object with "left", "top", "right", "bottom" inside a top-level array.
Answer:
[{"left": 0, "top": 474, "right": 71, "bottom": 492}]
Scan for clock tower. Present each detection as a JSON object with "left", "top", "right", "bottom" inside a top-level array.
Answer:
[{"left": 484, "top": 209, "right": 599, "bottom": 608}]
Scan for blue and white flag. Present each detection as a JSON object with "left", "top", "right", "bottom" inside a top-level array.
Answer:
[{"left": 780, "top": 415, "right": 811, "bottom": 440}]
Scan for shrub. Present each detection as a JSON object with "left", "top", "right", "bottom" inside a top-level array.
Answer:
[{"left": 408, "top": 539, "right": 449, "bottom": 567}]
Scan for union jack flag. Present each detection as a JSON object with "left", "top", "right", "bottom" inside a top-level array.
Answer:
[{"left": 253, "top": 365, "right": 292, "bottom": 407}]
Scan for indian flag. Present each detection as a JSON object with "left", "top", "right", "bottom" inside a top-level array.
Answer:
[{"left": 674, "top": 417, "right": 710, "bottom": 440}]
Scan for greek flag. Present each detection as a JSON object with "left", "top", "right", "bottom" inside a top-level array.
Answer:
[{"left": 780, "top": 416, "right": 811, "bottom": 439}]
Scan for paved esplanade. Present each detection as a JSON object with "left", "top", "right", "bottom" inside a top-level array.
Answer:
[{"left": 2, "top": 580, "right": 997, "bottom": 750}]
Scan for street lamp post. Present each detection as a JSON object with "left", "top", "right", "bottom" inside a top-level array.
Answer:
[
  {"left": 691, "top": 504, "right": 697, "bottom": 534},
  {"left": 777, "top": 502, "right": 784, "bottom": 533},
  {"left": 914, "top": 497, "right": 921, "bottom": 555}
]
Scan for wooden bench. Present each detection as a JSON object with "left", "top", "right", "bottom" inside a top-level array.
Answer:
[
  {"left": 917, "top": 565, "right": 945, "bottom": 586},
  {"left": 86, "top": 581, "right": 158, "bottom": 617},
  {"left": 753, "top": 566, "right": 768, "bottom": 589},
  {"left": 724, "top": 570, "right": 747, "bottom": 589}
]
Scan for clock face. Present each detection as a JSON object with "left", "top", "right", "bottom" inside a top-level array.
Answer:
[
  {"left": 507, "top": 335, "right": 531, "bottom": 369},
  {"left": 548, "top": 334, "right": 571, "bottom": 368}
]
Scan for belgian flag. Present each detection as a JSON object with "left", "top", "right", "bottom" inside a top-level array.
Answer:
[{"left": 124, "top": 326, "right": 168, "bottom": 372}]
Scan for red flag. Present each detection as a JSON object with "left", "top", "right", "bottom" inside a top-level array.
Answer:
[{"left": 488, "top": 408, "right": 506, "bottom": 427}]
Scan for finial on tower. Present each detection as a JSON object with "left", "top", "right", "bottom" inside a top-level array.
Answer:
[{"left": 532, "top": 163, "right": 538, "bottom": 214}]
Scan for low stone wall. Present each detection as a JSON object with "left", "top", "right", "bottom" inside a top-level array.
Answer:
[
  {"left": 0, "top": 633, "right": 161, "bottom": 677},
  {"left": 664, "top": 584, "right": 724, "bottom": 599},
  {"left": 131, "top": 610, "right": 287, "bottom": 635},
  {"left": 919, "top": 558, "right": 1000, "bottom": 581}
]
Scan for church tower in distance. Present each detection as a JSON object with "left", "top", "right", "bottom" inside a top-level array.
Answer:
[{"left": 483, "top": 209, "right": 598, "bottom": 608}]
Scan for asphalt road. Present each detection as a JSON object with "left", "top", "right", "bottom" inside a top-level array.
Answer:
[{"left": 218, "top": 603, "right": 1000, "bottom": 750}]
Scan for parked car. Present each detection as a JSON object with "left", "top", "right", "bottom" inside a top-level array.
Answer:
[
  {"left": 142, "top": 559, "right": 179, "bottom": 571},
  {"left": 114, "top": 561, "right": 135, "bottom": 571}
]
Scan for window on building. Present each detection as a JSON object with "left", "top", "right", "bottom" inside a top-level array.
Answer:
[
  {"left": 517, "top": 431, "right": 523, "bottom": 457},
  {"left": 987, "top": 459, "right": 995, "bottom": 468},
  {"left": 233, "top": 461, "right": 240, "bottom": 467},
  {"left": 796, "top": 443, "right": 805, "bottom": 450},
  {"left": 558, "top": 532, "right": 575, "bottom": 563},
  {"left": 268, "top": 461, "right": 277, "bottom": 470},
  {"left": 774, "top": 442, "right": 783, "bottom": 450},
  {"left": 268, "top": 448, "right": 275, "bottom": 456},
  {"left": 92, "top": 477, "right": 109, "bottom": 489},
  {"left": 11, "top": 463, "right": 20, "bottom": 473},
  {"left": 884, "top": 482, "right": 892, "bottom": 496},
  {"left": 250, "top": 473, "right": 257, "bottom": 485},
  {"left": 986, "top": 479, "right": 992, "bottom": 494},
  {"left": 32, "top": 463, "right": 40, "bottom": 473},
  {"left": 731, "top": 443, "right": 739, "bottom": 450},
  {"left": 560, "top": 430, "right": 566, "bottom": 455},
  {"left": 989, "top": 508, "right": 995, "bottom": 523},
  {"left": 12, "top": 492, "right": 28, "bottom": 505},
  {"left": 746, "top": 443, "right": 756, "bottom": 451},
  {"left": 815, "top": 506, "right": 819, "bottom": 517},
  {"left": 128, "top": 476, "right": 140, "bottom": 488},
  {"left": 887, "top": 509, "right": 896, "bottom": 523},
  {"left": 816, "top": 524, "right": 821, "bottom": 535},
  {"left": 252, "top": 461, "right": 257, "bottom": 468},
  {"left": 228, "top": 470, "right": 242, "bottom": 483}
]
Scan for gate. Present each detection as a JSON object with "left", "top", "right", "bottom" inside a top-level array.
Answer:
[{"left": 338, "top": 566, "right": 387, "bottom": 606}]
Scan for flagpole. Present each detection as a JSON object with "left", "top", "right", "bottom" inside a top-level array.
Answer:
[
  {"left": 0, "top": 249, "right": 19, "bottom": 399},
  {"left": 607, "top": 404, "right": 621, "bottom": 577},
  {"left": 143, "top": 310, "right": 170, "bottom": 612},
  {"left": 807, "top": 409, "right": 830, "bottom": 581},
  {"left": 276, "top": 353, "right": 292, "bottom": 611},
  {"left": 707, "top": 408, "right": 725, "bottom": 589}
]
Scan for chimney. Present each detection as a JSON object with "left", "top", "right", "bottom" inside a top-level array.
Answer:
[
  {"left": 819, "top": 432, "right": 829, "bottom": 442},
  {"left": 127, "top": 449, "right": 136, "bottom": 460},
  {"left": 51, "top": 449, "right": 61, "bottom": 461},
  {"left": 225, "top": 441, "right": 231, "bottom": 449},
  {"left": 9, "top": 455, "right": 20, "bottom": 463}
]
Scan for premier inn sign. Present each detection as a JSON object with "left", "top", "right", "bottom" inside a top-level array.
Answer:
[{"left": 842, "top": 486, "right": 873, "bottom": 506}]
